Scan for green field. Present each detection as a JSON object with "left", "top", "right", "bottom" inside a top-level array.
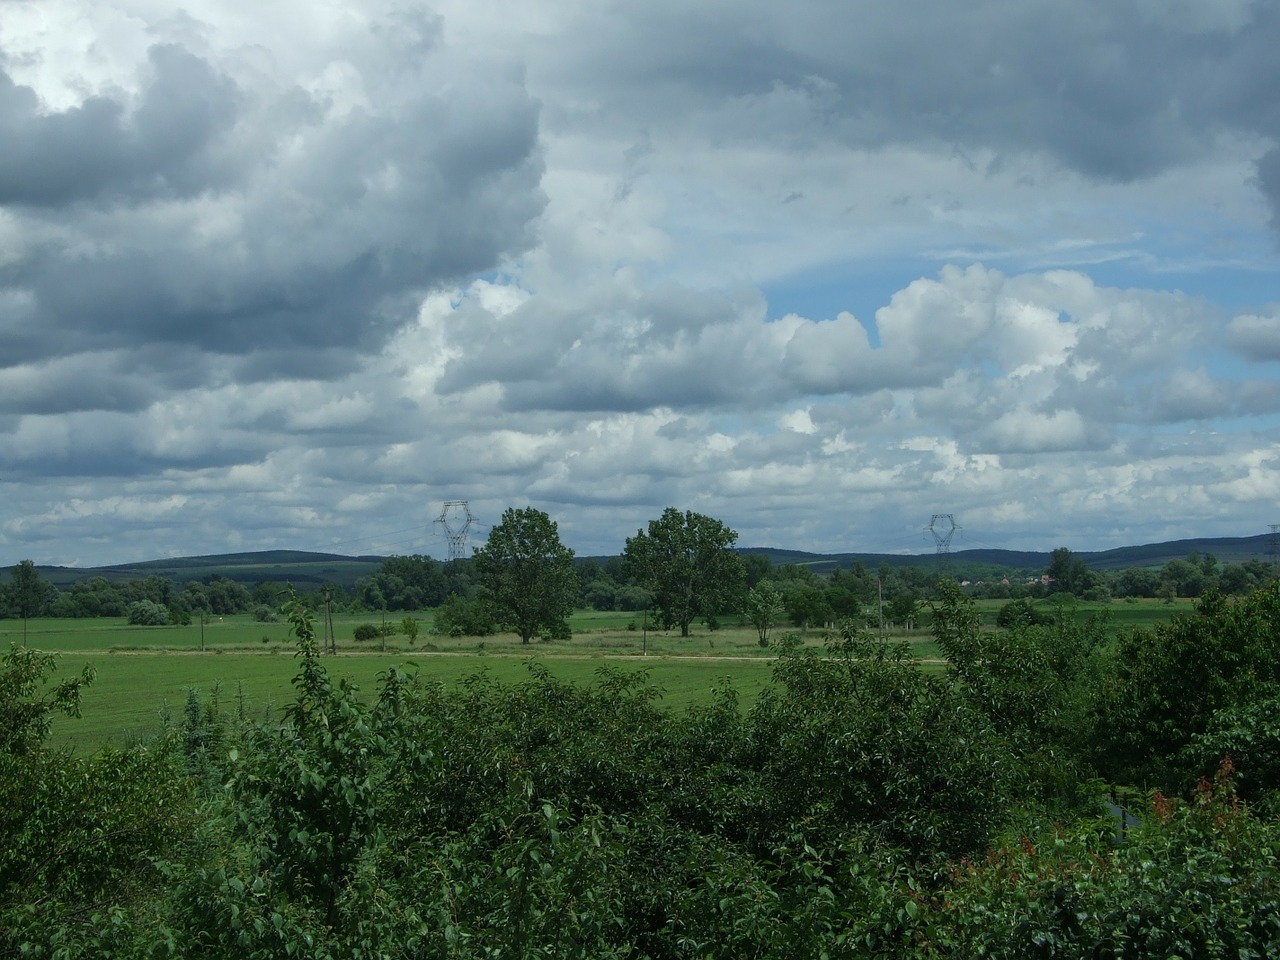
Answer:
[
  {"left": 51, "top": 652, "right": 779, "bottom": 752},
  {"left": 9, "top": 597, "right": 1184, "bottom": 752},
  {"left": 9, "top": 612, "right": 810, "bottom": 750}
]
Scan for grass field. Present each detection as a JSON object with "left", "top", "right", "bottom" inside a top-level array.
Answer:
[
  {"left": 53, "top": 651, "right": 780, "bottom": 753},
  {"left": 9, "top": 596, "right": 1186, "bottom": 752},
  {"left": 13, "top": 613, "right": 820, "bottom": 751}
]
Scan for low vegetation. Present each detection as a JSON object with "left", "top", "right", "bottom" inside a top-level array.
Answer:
[
  {"left": 2, "top": 575, "right": 1278, "bottom": 956},
  {"left": 3, "top": 521, "right": 1278, "bottom": 955}
]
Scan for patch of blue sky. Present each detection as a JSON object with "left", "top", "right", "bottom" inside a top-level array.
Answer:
[{"left": 758, "top": 254, "right": 940, "bottom": 342}]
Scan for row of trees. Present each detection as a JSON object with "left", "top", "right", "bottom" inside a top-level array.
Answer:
[
  {"left": 1026, "top": 547, "right": 1273, "bottom": 601},
  {"left": 7, "top": 535, "right": 1277, "bottom": 637},
  {"left": 384, "top": 508, "right": 947, "bottom": 641},
  {"left": 4, "top": 578, "right": 1278, "bottom": 955},
  {"left": 0, "top": 566, "right": 270, "bottom": 624},
  {"left": 467, "top": 506, "right": 748, "bottom": 643}
]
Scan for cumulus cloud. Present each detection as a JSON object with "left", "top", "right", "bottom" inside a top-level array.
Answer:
[
  {"left": 2, "top": 0, "right": 1278, "bottom": 566},
  {"left": 0, "top": 15, "right": 545, "bottom": 382},
  {"left": 0, "top": 45, "right": 240, "bottom": 206},
  {"left": 1227, "top": 311, "right": 1280, "bottom": 360},
  {"left": 426, "top": 264, "right": 1224, "bottom": 439}
]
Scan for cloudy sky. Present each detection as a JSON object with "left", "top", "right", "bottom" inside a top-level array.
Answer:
[{"left": 3, "top": 0, "right": 1279, "bottom": 568}]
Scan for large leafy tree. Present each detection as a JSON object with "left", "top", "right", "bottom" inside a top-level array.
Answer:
[
  {"left": 473, "top": 507, "right": 578, "bottom": 644},
  {"left": 6, "top": 560, "right": 57, "bottom": 642},
  {"left": 1045, "top": 546, "right": 1089, "bottom": 596},
  {"left": 624, "top": 507, "right": 745, "bottom": 637}
]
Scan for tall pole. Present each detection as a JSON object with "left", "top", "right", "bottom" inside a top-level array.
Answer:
[
  {"left": 323, "top": 587, "right": 336, "bottom": 655},
  {"left": 878, "top": 578, "right": 885, "bottom": 640}
]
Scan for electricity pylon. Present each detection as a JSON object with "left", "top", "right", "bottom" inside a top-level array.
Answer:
[
  {"left": 435, "top": 501, "right": 475, "bottom": 561},
  {"left": 929, "top": 514, "right": 959, "bottom": 574}
]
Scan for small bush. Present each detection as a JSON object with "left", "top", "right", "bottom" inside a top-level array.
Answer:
[
  {"left": 432, "top": 595, "right": 495, "bottom": 637},
  {"left": 253, "top": 606, "right": 279, "bottom": 623},
  {"left": 538, "top": 618, "right": 572, "bottom": 642},
  {"left": 353, "top": 623, "right": 380, "bottom": 642},
  {"left": 126, "top": 600, "right": 170, "bottom": 626},
  {"left": 995, "top": 598, "right": 1051, "bottom": 628}
]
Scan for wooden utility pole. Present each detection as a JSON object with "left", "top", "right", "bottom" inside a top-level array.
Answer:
[
  {"left": 323, "top": 588, "right": 336, "bottom": 655},
  {"left": 878, "top": 579, "right": 885, "bottom": 640}
]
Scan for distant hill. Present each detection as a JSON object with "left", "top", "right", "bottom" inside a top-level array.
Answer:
[
  {"left": 735, "top": 536, "right": 1275, "bottom": 579},
  {"left": 35, "top": 551, "right": 386, "bottom": 591},
  {"left": 21, "top": 535, "right": 1277, "bottom": 589},
  {"left": 1075, "top": 535, "right": 1275, "bottom": 570}
]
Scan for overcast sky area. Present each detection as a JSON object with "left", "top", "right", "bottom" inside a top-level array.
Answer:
[{"left": 3, "top": 0, "right": 1280, "bottom": 568}]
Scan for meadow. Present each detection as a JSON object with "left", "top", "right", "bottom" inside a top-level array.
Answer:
[{"left": 6, "top": 595, "right": 1186, "bottom": 751}]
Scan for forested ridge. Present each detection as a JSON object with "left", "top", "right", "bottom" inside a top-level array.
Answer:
[{"left": 3, "top": 581, "right": 1278, "bottom": 958}]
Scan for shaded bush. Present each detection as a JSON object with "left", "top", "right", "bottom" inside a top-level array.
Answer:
[
  {"left": 126, "top": 599, "right": 170, "bottom": 626},
  {"left": 432, "top": 594, "right": 496, "bottom": 637},
  {"left": 995, "top": 597, "right": 1051, "bottom": 628}
]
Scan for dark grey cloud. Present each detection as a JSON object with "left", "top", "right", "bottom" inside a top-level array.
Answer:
[
  {"left": 1238, "top": 379, "right": 1280, "bottom": 415},
  {"left": 0, "top": 352, "right": 158, "bottom": 415},
  {"left": 0, "top": 44, "right": 240, "bottom": 206},
  {"left": 546, "top": 1, "right": 1280, "bottom": 195},
  {"left": 0, "top": 32, "right": 546, "bottom": 402},
  {"left": 0, "top": 406, "right": 267, "bottom": 479},
  {"left": 1257, "top": 148, "right": 1280, "bottom": 235}
]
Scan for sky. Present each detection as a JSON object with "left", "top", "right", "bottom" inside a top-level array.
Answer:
[{"left": 2, "top": 0, "right": 1280, "bottom": 568}]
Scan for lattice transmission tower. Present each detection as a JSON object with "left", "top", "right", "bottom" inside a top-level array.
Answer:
[
  {"left": 928, "top": 514, "right": 959, "bottom": 574},
  {"left": 435, "top": 501, "right": 476, "bottom": 561}
]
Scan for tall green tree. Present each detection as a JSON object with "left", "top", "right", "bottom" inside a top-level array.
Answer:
[
  {"left": 6, "top": 561, "right": 57, "bottom": 643},
  {"left": 473, "top": 507, "right": 578, "bottom": 644},
  {"left": 623, "top": 508, "right": 745, "bottom": 637},
  {"left": 1046, "top": 546, "right": 1088, "bottom": 596},
  {"left": 744, "top": 580, "right": 785, "bottom": 646}
]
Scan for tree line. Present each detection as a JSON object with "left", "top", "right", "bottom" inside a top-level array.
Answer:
[{"left": 4, "top": 523, "right": 1277, "bottom": 640}]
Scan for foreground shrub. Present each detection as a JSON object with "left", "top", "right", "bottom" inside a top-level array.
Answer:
[{"left": 925, "top": 763, "right": 1280, "bottom": 959}]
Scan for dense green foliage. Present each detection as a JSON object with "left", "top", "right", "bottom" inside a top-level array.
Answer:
[
  {"left": 473, "top": 507, "right": 578, "bottom": 644},
  {"left": 3, "top": 576, "right": 1279, "bottom": 956},
  {"left": 1093, "top": 583, "right": 1280, "bottom": 794},
  {"left": 624, "top": 508, "right": 746, "bottom": 636}
]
